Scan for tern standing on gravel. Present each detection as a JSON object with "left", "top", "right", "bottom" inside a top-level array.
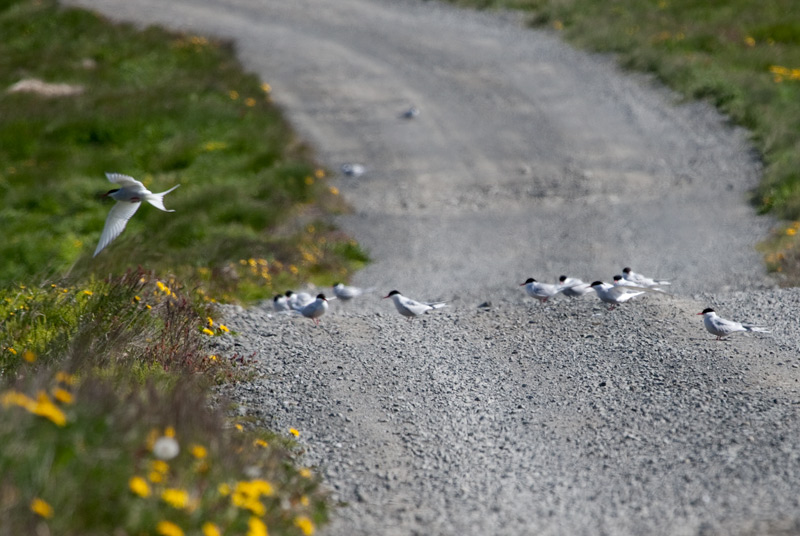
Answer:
[
  {"left": 383, "top": 290, "right": 446, "bottom": 319},
  {"left": 298, "top": 293, "right": 329, "bottom": 326},
  {"left": 590, "top": 281, "right": 647, "bottom": 310},
  {"left": 520, "top": 278, "right": 563, "bottom": 303},
  {"left": 94, "top": 172, "right": 180, "bottom": 257},
  {"left": 558, "top": 275, "right": 594, "bottom": 297},
  {"left": 697, "top": 308, "right": 770, "bottom": 340}
]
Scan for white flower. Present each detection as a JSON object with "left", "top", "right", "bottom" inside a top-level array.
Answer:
[{"left": 152, "top": 436, "right": 180, "bottom": 460}]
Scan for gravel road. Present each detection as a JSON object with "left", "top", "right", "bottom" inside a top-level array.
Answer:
[{"left": 65, "top": 0, "right": 800, "bottom": 534}]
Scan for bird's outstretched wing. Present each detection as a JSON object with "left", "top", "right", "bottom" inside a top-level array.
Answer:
[
  {"left": 94, "top": 201, "right": 141, "bottom": 257},
  {"left": 105, "top": 172, "right": 143, "bottom": 188}
]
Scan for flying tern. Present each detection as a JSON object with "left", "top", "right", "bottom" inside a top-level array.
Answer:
[
  {"left": 400, "top": 106, "right": 420, "bottom": 119},
  {"left": 697, "top": 308, "right": 770, "bottom": 340},
  {"left": 93, "top": 173, "right": 180, "bottom": 257},
  {"left": 298, "top": 293, "right": 329, "bottom": 326},
  {"left": 520, "top": 278, "right": 563, "bottom": 303},
  {"left": 622, "top": 267, "right": 671, "bottom": 288},
  {"left": 383, "top": 290, "right": 446, "bottom": 319}
]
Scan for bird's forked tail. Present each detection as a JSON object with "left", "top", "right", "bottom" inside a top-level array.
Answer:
[
  {"left": 146, "top": 184, "right": 180, "bottom": 212},
  {"left": 744, "top": 324, "right": 770, "bottom": 334}
]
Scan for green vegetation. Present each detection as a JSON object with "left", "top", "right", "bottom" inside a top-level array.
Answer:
[
  {"left": 0, "top": 0, "right": 365, "bottom": 532},
  {"left": 0, "top": 0, "right": 367, "bottom": 302},
  {"left": 445, "top": 0, "right": 800, "bottom": 280}
]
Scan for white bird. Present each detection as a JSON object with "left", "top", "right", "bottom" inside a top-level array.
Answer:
[
  {"left": 341, "top": 163, "right": 365, "bottom": 177},
  {"left": 400, "top": 106, "right": 420, "bottom": 119},
  {"left": 298, "top": 293, "right": 329, "bottom": 326},
  {"left": 332, "top": 282, "right": 373, "bottom": 301},
  {"left": 557, "top": 275, "right": 595, "bottom": 298},
  {"left": 612, "top": 275, "right": 640, "bottom": 287},
  {"left": 94, "top": 172, "right": 180, "bottom": 257},
  {"left": 622, "top": 267, "right": 671, "bottom": 288},
  {"left": 520, "top": 278, "right": 563, "bottom": 303},
  {"left": 589, "top": 281, "right": 647, "bottom": 310},
  {"left": 273, "top": 294, "right": 290, "bottom": 312},
  {"left": 285, "top": 290, "right": 315, "bottom": 310},
  {"left": 383, "top": 290, "right": 446, "bottom": 319},
  {"left": 697, "top": 308, "right": 770, "bottom": 340}
]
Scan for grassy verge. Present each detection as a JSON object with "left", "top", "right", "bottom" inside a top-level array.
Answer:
[
  {"left": 0, "top": 0, "right": 366, "bottom": 532},
  {"left": 446, "top": 0, "right": 800, "bottom": 282}
]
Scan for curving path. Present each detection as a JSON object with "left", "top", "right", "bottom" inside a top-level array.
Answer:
[{"left": 65, "top": 1, "right": 800, "bottom": 535}]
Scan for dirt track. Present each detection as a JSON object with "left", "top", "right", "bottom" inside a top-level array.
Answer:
[{"left": 65, "top": 1, "right": 800, "bottom": 534}]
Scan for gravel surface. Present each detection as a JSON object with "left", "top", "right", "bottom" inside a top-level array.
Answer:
[{"left": 65, "top": 0, "right": 800, "bottom": 533}]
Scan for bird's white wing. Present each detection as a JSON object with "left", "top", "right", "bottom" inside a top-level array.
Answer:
[
  {"left": 94, "top": 201, "right": 141, "bottom": 257},
  {"left": 400, "top": 296, "right": 432, "bottom": 315},
  {"left": 105, "top": 172, "right": 143, "bottom": 188}
]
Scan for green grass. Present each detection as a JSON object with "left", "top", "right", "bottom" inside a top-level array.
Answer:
[
  {"left": 445, "top": 0, "right": 800, "bottom": 279},
  {"left": 0, "top": 0, "right": 368, "bottom": 532},
  {"left": 0, "top": 0, "right": 367, "bottom": 302}
]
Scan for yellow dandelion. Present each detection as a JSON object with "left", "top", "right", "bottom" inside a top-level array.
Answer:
[
  {"left": 191, "top": 444, "right": 208, "bottom": 459},
  {"left": 245, "top": 97, "right": 257, "bottom": 107},
  {"left": 235, "top": 423, "right": 244, "bottom": 431},
  {"left": 156, "top": 520, "right": 185, "bottom": 536},
  {"left": 7, "top": 348, "right": 16, "bottom": 355},
  {"left": 30, "top": 497, "right": 53, "bottom": 519},
  {"left": 129, "top": 476, "right": 151, "bottom": 498},
  {"left": 553, "top": 20, "right": 563, "bottom": 31},
  {"left": 31, "top": 391, "right": 67, "bottom": 427},
  {"left": 787, "top": 228, "right": 797, "bottom": 236},
  {"left": 207, "top": 316, "right": 214, "bottom": 327},
  {"left": 202, "top": 522, "right": 222, "bottom": 536},
  {"left": 229, "top": 90, "right": 240, "bottom": 100},
  {"left": 261, "top": 82, "right": 272, "bottom": 93},
  {"left": 218, "top": 483, "right": 231, "bottom": 496},
  {"left": 299, "top": 468, "right": 312, "bottom": 479},
  {"left": 22, "top": 350, "right": 36, "bottom": 363},
  {"left": 254, "top": 438, "right": 268, "bottom": 448},
  {"left": 165, "top": 426, "right": 176, "bottom": 438},
  {"left": 161, "top": 488, "right": 190, "bottom": 509},
  {"left": 247, "top": 516, "right": 268, "bottom": 536},
  {"left": 300, "top": 494, "right": 310, "bottom": 506},
  {"left": 55, "top": 371, "right": 76, "bottom": 385},
  {"left": 744, "top": 35, "right": 756, "bottom": 47},
  {"left": 314, "top": 168, "right": 325, "bottom": 179},
  {"left": 295, "top": 516, "right": 315, "bottom": 536},
  {"left": 52, "top": 388, "right": 73, "bottom": 404},
  {"left": 149, "top": 471, "right": 164, "bottom": 483},
  {"left": 202, "top": 328, "right": 215, "bottom": 336},
  {"left": 329, "top": 186, "right": 339, "bottom": 196},
  {"left": 146, "top": 304, "right": 152, "bottom": 310},
  {"left": 151, "top": 460, "right": 169, "bottom": 474},
  {"left": 289, "top": 428, "right": 300, "bottom": 437},
  {"left": 289, "top": 265, "right": 299, "bottom": 275},
  {"left": 305, "top": 176, "right": 314, "bottom": 185},
  {"left": 82, "top": 290, "right": 93, "bottom": 296},
  {"left": 208, "top": 354, "right": 218, "bottom": 361},
  {"left": 134, "top": 295, "right": 141, "bottom": 302},
  {"left": 219, "top": 324, "right": 230, "bottom": 333}
]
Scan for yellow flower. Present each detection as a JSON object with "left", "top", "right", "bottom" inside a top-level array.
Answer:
[
  {"left": 129, "top": 476, "right": 151, "bottom": 498},
  {"left": 161, "top": 488, "right": 190, "bottom": 509},
  {"left": 553, "top": 20, "right": 563, "bottom": 31},
  {"left": 55, "top": 371, "right": 76, "bottom": 385},
  {"left": 786, "top": 227, "right": 797, "bottom": 236},
  {"left": 261, "top": 82, "right": 272, "bottom": 93},
  {"left": 254, "top": 438, "right": 268, "bottom": 448},
  {"left": 247, "top": 517, "right": 268, "bottom": 536},
  {"left": 202, "top": 522, "right": 222, "bottom": 536},
  {"left": 305, "top": 176, "right": 314, "bottom": 185},
  {"left": 134, "top": 295, "right": 141, "bottom": 302},
  {"left": 22, "top": 350, "right": 36, "bottom": 363},
  {"left": 156, "top": 520, "right": 184, "bottom": 536},
  {"left": 229, "top": 90, "right": 240, "bottom": 100},
  {"left": 52, "top": 388, "right": 73, "bottom": 404},
  {"left": 82, "top": 290, "right": 93, "bottom": 296},
  {"left": 235, "top": 423, "right": 244, "bottom": 431},
  {"left": 7, "top": 348, "right": 16, "bottom": 355},
  {"left": 289, "top": 428, "right": 300, "bottom": 437},
  {"left": 202, "top": 328, "right": 215, "bottom": 336},
  {"left": 30, "top": 497, "right": 53, "bottom": 519},
  {"left": 31, "top": 391, "right": 67, "bottom": 426},
  {"left": 149, "top": 471, "right": 164, "bottom": 483},
  {"left": 191, "top": 444, "right": 208, "bottom": 459},
  {"left": 208, "top": 354, "right": 218, "bottom": 361},
  {"left": 744, "top": 35, "right": 756, "bottom": 47},
  {"left": 329, "top": 186, "right": 339, "bottom": 196},
  {"left": 245, "top": 97, "right": 257, "bottom": 107},
  {"left": 151, "top": 460, "right": 170, "bottom": 474},
  {"left": 295, "top": 516, "right": 315, "bottom": 536},
  {"left": 218, "top": 483, "right": 231, "bottom": 496},
  {"left": 314, "top": 168, "right": 325, "bottom": 179},
  {"left": 299, "top": 468, "right": 312, "bottom": 479},
  {"left": 300, "top": 495, "right": 310, "bottom": 506}
]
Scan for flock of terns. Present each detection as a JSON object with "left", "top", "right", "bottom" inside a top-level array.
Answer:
[
  {"left": 89, "top": 172, "right": 770, "bottom": 341},
  {"left": 273, "top": 269, "right": 771, "bottom": 341}
]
